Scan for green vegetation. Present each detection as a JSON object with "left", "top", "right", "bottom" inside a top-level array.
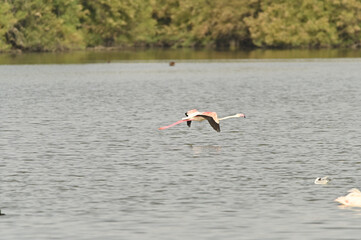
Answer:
[{"left": 1, "top": 0, "right": 361, "bottom": 52}]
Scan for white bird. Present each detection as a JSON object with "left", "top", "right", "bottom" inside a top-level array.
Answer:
[
  {"left": 314, "top": 176, "right": 331, "bottom": 184},
  {"left": 335, "top": 188, "right": 361, "bottom": 207}
]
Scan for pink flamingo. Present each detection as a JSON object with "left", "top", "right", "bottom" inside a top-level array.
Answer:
[
  {"left": 335, "top": 188, "right": 361, "bottom": 207},
  {"left": 158, "top": 109, "right": 245, "bottom": 132}
]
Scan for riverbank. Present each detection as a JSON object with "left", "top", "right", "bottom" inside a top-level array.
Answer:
[{"left": 1, "top": 48, "right": 361, "bottom": 65}]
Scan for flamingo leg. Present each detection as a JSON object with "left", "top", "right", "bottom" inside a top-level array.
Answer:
[{"left": 159, "top": 119, "right": 190, "bottom": 130}]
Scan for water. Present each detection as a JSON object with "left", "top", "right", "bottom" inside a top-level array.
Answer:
[
  {"left": 1, "top": 60, "right": 361, "bottom": 239},
  {"left": 3, "top": 48, "right": 361, "bottom": 64}
]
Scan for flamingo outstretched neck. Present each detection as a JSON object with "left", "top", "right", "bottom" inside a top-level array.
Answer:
[
  {"left": 219, "top": 113, "right": 246, "bottom": 121},
  {"left": 159, "top": 109, "right": 245, "bottom": 132}
]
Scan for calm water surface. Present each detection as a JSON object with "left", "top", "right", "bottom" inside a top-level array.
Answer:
[
  {"left": 1, "top": 60, "right": 361, "bottom": 239},
  {"left": 3, "top": 48, "right": 361, "bottom": 64}
]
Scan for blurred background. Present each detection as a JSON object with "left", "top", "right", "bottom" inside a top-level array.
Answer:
[{"left": 1, "top": 0, "right": 361, "bottom": 53}]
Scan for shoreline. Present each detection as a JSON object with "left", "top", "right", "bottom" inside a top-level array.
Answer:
[{"left": 2, "top": 44, "right": 360, "bottom": 55}]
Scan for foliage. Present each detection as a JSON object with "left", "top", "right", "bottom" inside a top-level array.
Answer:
[
  {"left": 0, "top": 2, "right": 16, "bottom": 50},
  {"left": 80, "top": 0, "right": 156, "bottom": 47},
  {"left": 245, "top": 0, "right": 361, "bottom": 48},
  {"left": 5, "top": 0, "right": 85, "bottom": 51},
  {"left": 1, "top": 0, "right": 361, "bottom": 51},
  {"left": 150, "top": 0, "right": 257, "bottom": 48},
  {"left": 331, "top": 0, "right": 361, "bottom": 47}
]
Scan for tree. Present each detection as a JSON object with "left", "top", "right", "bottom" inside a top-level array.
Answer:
[
  {"left": 80, "top": 0, "right": 155, "bottom": 47},
  {"left": 331, "top": 0, "right": 361, "bottom": 47},
  {"left": 151, "top": 0, "right": 256, "bottom": 48},
  {"left": 6, "top": 0, "right": 85, "bottom": 51},
  {"left": 0, "top": 2, "right": 16, "bottom": 51},
  {"left": 245, "top": 0, "right": 339, "bottom": 48}
]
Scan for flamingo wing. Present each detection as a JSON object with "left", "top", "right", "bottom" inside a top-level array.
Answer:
[
  {"left": 185, "top": 111, "right": 192, "bottom": 127},
  {"left": 198, "top": 115, "right": 220, "bottom": 132}
]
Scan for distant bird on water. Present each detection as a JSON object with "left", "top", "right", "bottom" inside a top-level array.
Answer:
[
  {"left": 335, "top": 188, "right": 361, "bottom": 207},
  {"left": 314, "top": 176, "right": 331, "bottom": 184},
  {"left": 0, "top": 210, "right": 5, "bottom": 216},
  {"left": 158, "top": 109, "right": 246, "bottom": 132},
  {"left": 169, "top": 61, "right": 175, "bottom": 66}
]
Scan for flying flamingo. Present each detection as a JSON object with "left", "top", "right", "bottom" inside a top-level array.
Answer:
[{"left": 158, "top": 109, "right": 245, "bottom": 132}]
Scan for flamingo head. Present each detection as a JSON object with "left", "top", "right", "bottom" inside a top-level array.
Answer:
[{"left": 236, "top": 113, "right": 246, "bottom": 118}]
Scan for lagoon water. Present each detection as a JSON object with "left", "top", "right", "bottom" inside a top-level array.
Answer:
[{"left": 1, "top": 59, "right": 361, "bottom": 239}]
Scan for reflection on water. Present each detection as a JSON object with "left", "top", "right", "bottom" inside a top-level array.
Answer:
[
  {"left": 188, "top": 144, "right": 222, "bottom": 155},
  {"left": 2, "top": 48, "right": 361, "bottom": 65},
  {"left": 337, "top": 205, "right": 361, "bottom": 215}
]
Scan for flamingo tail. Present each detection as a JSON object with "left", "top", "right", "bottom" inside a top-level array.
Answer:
[{"left": 159, "top": 119, "right": 189, "bottom": 130}]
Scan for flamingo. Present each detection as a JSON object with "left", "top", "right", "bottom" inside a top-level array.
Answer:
[
  {"left": 158, "top": 109, "right": 245, "bottom": 132},
  {"left": 335, "top": 188, "right": 361, "bottom": 207}
]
